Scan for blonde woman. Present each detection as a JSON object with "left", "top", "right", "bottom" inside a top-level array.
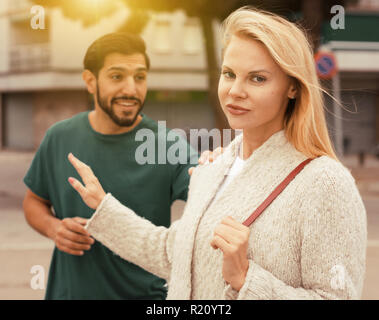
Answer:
[{"left": 67, "top": 7, "right": 367, "bottom": 299}]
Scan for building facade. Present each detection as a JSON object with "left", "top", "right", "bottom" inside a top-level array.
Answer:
[
  {"left": 321, "top": 0, "right": 379, "bottom": 156},
  {"left": 0, "top": 0, "right": 214, "bottom": 150},
  {"left": 0, "top": 0, "right": 378, "bottom": 156}
]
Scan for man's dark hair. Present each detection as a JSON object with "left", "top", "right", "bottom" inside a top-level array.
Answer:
[{"left": 83, "top": 32, "right": 150, "bottom": 77}]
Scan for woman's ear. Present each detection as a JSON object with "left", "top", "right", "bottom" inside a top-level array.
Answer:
[
  {"left": 287, "top": 78, "right": 298, "bottom": 99},
  {"left": 82, "top": 70, "right": 97, "bottom": 95}
]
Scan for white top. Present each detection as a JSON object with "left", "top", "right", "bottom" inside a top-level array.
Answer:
[{"left": 214, "top": 155, "right": 245, "bottom": 201}]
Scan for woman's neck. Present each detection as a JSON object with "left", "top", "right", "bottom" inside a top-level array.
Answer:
[{"left": 241, "top": 128, "right": 283, "bottom": 160}]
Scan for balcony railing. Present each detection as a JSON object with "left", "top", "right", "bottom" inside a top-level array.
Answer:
[
  {"left": 8, "top": 0, "right": 32, "bottom": 11},
  {"left": 9, "top": 43, "right": 50, "bottom": 72}
]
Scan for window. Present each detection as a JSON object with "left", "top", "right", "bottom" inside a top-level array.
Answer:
[
  {"left": 183, "top": 18, "right": 202, "bottom": 55},
  {"left": 153, "top": 19, "right": 171, "bottom": 54}
]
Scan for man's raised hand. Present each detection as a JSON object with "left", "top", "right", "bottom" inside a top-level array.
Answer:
[{"left": 188, "top": 147, "right": 224, "bottom": 176}]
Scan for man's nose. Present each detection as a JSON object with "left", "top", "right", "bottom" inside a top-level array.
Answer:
[{"left": 120, "top": 77, "right": 137, "bottom": 96}]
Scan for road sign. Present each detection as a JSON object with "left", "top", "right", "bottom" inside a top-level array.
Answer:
[{"left": 314, "top": 51, "right": 338, "bottom": 79}]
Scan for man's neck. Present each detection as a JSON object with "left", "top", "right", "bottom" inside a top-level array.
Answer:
[{"left": 88, "top": 109, "right": 142, "bottom": 135}]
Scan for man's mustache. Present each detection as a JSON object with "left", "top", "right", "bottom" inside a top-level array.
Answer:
[{"left": 111, "top": 96, "right": 142, "bottom": 105}]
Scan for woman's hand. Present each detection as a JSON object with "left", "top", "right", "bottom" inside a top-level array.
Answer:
[
  {"left": 210, "top": 216, "right": 250, "bottom": 291},
  {"left": 67, "top": 153, "right": 106, "bottom": 210}
]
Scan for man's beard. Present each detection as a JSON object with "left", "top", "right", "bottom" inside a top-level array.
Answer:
[{"left": 96, "top": 85, "right": 144, "bottom": 127}]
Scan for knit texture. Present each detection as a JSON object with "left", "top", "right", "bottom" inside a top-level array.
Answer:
[{"left": 86, "top": 130, "right": 367, "bottom": 300}]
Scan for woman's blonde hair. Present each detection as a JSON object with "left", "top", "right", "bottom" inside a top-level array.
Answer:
[{"left": 221, "top": 6, "right": 339, "bottom": 161}]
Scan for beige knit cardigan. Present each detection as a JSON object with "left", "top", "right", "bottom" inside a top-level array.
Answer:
[{"left": 86, "top": 130, "right": 367, "bottom": 300}]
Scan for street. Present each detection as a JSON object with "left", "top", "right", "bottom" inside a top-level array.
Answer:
[{"left": 0, "top": 150, "right": 378, "bottom": 300}]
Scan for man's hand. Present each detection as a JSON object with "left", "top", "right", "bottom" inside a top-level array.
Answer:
[
  {"left": 210, "top": 216, "right": 250, "bottom": 291},
  {"left": 188, "top": 147, "right": 224, "bottom": 176},
  {"left": 52, "top": 217, "right": 94, "bottom": 256},
  {"left": 67, "top": 153, "right": 106, "bottom": 210}
]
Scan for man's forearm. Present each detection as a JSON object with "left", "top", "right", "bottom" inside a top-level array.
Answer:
[{"left": 23, "top": 194, "right": 59, "bottom": 241}]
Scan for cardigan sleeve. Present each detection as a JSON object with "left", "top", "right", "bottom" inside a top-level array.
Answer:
[
  {"left": 223, "top": 166, "right": 367, "bottom": 300},
  {"left": 85, "top": 193, "right": 178, "bottom": 281}
]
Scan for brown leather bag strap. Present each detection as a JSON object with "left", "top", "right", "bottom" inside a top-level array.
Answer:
[{"left": 242, "top": 158, "right": 313, "bottom": 227}]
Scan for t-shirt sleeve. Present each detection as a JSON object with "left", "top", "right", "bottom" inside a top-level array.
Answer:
[
  {"left": 170, "top": 138, "right": 199, "bottom": 202},
  {"left": 23, "top": 129, "right": 52, "bottom": 201}
]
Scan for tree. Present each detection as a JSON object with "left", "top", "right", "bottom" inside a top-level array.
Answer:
[{"left": 32, "top": 0, "right": 355, "bottom": 133}]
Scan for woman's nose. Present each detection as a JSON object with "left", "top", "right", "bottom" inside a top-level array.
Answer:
[{"left": 228, "top": 80, "right": 248, "bottom": 99}]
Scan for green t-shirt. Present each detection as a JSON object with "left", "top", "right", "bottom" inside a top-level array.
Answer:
[{"left": 24, "top": 111, "right": 198, "bottom": 300}]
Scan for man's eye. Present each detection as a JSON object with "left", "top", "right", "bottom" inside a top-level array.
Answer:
[
  {"left": 111, "top": 74, "right": 122, "bottom": 80},
  {"left": 135, "top": 74, "right": 146, "bottom": 81}
]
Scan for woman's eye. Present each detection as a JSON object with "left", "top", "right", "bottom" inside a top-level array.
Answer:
[
  {"left": 251, "top": 75, "right": 266, "bottom": 83},
  {"left": 222, "top": 71, "right": 235, "bottom": 79}
]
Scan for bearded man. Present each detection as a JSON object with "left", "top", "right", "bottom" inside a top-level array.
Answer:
[{"left": 23, "top": 32, "right": 200, "bottom": 300}]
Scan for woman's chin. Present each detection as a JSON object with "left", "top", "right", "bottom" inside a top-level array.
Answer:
[{"left": 226, "top": 118, "right": 248, "bottom": 132}]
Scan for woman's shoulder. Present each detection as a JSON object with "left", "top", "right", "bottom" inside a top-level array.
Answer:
[
  {"left": 307, "top": 155, "right": 353, "bottom": 177},
  {"left": 299, "top": 156, "right": 366, "bottom": 234},
  {"left": 191, "top": 135, "right": 242, "bottom": 175},
  {"left": 189, "top": 151, "right": 230, "bottom": 185},
  {"left": 302, "top": 155, "right": 359, "bottom": 196}
]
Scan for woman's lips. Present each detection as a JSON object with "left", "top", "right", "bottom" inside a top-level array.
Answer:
[{"left": 226, "top": 104, "right": 250, "bottom": 115}]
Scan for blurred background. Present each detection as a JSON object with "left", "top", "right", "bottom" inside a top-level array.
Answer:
[{"left": 0, "top": 0, "right": 378, "bottom": 299}]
